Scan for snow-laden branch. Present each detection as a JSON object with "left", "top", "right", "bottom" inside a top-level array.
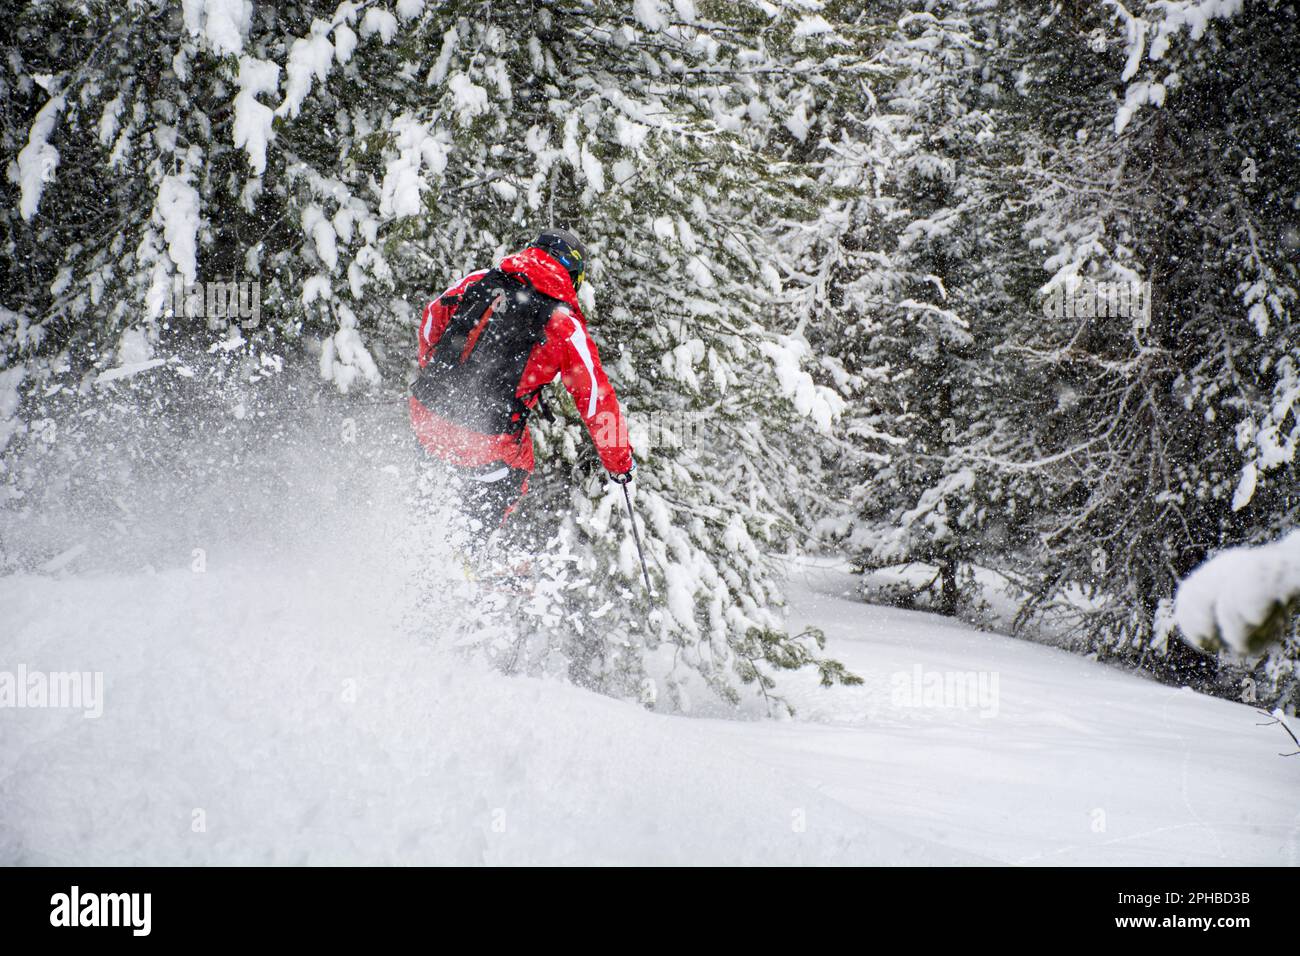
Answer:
[
  {"left": 16, "top": 90, "right": 66, "bottom": 221},
  {"left": 1174, "top": 530, "right": 1300, "bottom": 655},
  {"left": 1110, "top": 0, "right": 1247, "bottom": 132}
]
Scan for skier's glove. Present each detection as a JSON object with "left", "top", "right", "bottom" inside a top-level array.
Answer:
[{"left": 610, "top": 457, "right": 636, "bottom": 485}]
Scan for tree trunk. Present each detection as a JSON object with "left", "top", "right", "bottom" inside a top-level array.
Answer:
[{"left": 939, "top": 559, "right": 959, "bottom": 616}]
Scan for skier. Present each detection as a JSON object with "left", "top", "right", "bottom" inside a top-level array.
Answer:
[{"left": 409, "top": 229, "right": 635, "bottom": 550}]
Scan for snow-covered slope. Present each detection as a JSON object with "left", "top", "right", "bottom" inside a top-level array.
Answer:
[
  {"left": 2, "top": 543, "right": 1295, "bottom": 865},
  {"left": 738, "top": 560, "right": 1300, "bottom": 866},
  {"left": 0, "top": 555, "right": 974, "bottom": 865}
]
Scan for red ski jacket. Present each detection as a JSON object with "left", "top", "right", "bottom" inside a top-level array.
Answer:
[{"left": 409, "top": 247, "right": 634, "bottom": 475}]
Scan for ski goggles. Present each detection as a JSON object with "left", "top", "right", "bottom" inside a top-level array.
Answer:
[{"left": 554, "top": 249, "right": 585, "bottom": 290}]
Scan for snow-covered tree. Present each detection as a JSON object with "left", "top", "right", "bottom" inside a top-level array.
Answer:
[
  {"left": 1, "top": 0, "right": 859, "bottom": 713},
  {"left": 784, "top": 2, "right": 1035, "bottom": 616},
  {"left": 994, "top": 0, "right": 1298, "bottom": 691}
]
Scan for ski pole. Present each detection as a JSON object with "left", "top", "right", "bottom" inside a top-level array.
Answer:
[{"left": 619, "top": 480, "right": 654, "bottom": 596}]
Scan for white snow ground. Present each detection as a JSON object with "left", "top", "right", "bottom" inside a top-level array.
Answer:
[
  {"left": 2, "top": 545, "right": 1296, "bottom": 865},
  {"left": 743, "top": 559, "right": 1299, "bottom": 866}
]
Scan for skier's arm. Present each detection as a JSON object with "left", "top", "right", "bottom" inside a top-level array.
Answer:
[
  {"left": 417, "top": 299, "right": 452, "bottom": 366},
  {"left": 552, "top": 308, "right": 634, "bottom": 475},
  {"left": 418, "top": 270, "right": 489, "bottom": 366}
]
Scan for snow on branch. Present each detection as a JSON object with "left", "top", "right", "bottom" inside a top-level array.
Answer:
[
  {"left": 1110, "top": 0, "right": 1246, "bottom": 133},
  {"left": 758, "top": 335, "right": 845, "bottom": 433},
  {"left": 1174, "top": 530, "right": 1300, "bottom": 655},
  {"left": 182, "top": 0, "right": 253, "bottom": 57},
  {"left": 16, "top": 91, "right": 66, "bottom": 221}
]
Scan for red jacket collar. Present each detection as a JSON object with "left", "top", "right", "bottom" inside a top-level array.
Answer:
[{"left": 498, "top": 248, "right": 585, "bottom": 319}]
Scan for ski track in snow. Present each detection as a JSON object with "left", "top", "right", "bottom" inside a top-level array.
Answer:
[{"left": 1, "top": 554, "right": 1295, "bottom": 866}]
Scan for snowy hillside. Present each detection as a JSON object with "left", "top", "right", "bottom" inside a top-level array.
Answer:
[
  {"left": 4, "top": 543, "right": 1293, "bottom": 865},
  {"left": 760, "top": 561, "right": 1299, "bottom": 866}
]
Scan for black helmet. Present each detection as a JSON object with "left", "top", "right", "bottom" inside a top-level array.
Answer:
[{"left": 530, "top": 228, "right": 588, "bottom": 290}]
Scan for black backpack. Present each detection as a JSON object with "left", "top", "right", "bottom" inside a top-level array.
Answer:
[{"left": 412, "top": 268, "right": 558, "bottom": 435}]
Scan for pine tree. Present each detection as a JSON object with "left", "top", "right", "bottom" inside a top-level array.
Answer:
[
  {"left": 997, "top": 0, "right": 1298, "bottom": 692},
  {"left": 790, "top": 2, "right": 1032, "bottom": 617},
  {"left": 0, "top": 0, "right": 860, "bottom": 713}
]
